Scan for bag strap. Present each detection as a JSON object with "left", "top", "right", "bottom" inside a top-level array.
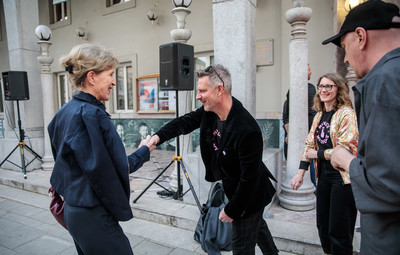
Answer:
[{"left": 208, "top": 183, "right": 226, "bottom": 207}]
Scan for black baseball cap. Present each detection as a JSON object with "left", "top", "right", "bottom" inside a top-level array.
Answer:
[{"left": 322, "top": 0, "right": 400, "bottom": 46}]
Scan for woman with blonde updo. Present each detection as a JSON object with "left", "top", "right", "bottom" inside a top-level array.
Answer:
[
  {"left": 291, "top": 73, "right": 358, "bottom": 255},
  {"left": 48, "top": 44, "right": 155, "bottom": 255}
]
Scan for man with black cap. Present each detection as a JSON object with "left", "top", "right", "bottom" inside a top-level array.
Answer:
[{"left": 323, "top": 0, "right": 400, "bottom": 254}]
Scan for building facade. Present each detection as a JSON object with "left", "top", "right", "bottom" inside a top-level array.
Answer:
[{"left": 1, "top": 1, "right": 398, "bottom": 199}]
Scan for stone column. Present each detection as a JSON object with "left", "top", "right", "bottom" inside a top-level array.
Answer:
[
  {"left": 37, "top": 37, "right": 55, "bottom": 171},
  {"left": 278, "top": 1, "right": 315, "bottom": 211},
  {"left": 1, "top": 0, "right": 43, "bottom": 171},
  {"left": 345, "top": 66, "right": 357, "bottom": 106},
  {"left": 213, "top": 0, "right": 257, "bottom": 115}
]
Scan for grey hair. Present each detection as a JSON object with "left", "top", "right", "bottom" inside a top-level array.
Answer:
[{"left": 196, "top": 64, "right": 232, "bottom": 95}]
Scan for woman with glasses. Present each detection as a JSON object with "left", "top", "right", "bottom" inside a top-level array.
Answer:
[{"left": 290, "top": 73, "right": 358, "bottom": 255}]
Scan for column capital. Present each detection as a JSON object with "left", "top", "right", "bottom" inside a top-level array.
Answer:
[{"left": 285, "top": 7, "right": 312, "bottom": 39}]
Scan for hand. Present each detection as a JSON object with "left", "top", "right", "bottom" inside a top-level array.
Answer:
[
  {"left": 331, "top": 146, "right": 355, "bottom": 173},
  {"left": 306, "top": 148, "right": 318, "bottom": 159},
  {"left": 149, "top": 135, "right": 160, "bottom": 148},
  {"left": 290, "top": 170, "right": 305, "bottom": 190},
  {"left": 219, "top": 208, "right": 233, "bottom": 223},
  {"left": 139, "top": 135, "right": 156, "bottom": 152}
]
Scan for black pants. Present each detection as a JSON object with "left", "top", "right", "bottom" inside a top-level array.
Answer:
[
  {"left": 232, "top": 209, "right": 278, "bottom": 255},
  {"left": 316, "top": 173, "right": 357, "bottom": 255},
  {"left": 64, "top": 203, "right": 133, "bottom": 255}
]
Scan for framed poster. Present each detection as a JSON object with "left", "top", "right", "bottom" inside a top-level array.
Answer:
[{"left": 136, "top": 74, "right": 175, "bottom": 113}]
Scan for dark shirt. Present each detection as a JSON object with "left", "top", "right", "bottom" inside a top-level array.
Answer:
[
  {"left": 48, "top": 91, "right": 150, "bottom": 221},
  {"left": 282, "top": 83, "right": 317, "bottom": 130},
  {"left": 316, "top": 110, "right": 337, "bottom": 176}
]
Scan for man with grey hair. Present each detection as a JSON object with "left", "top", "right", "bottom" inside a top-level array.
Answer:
[
  {"left": 323, "top": 0, "right": 400, "bottom": 254},
  {"left": 150, "top": 64, "right": 278, "bottom": 254}
]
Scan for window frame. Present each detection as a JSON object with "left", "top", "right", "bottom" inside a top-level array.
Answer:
[
  {"left": 56, "top": 72, "right": 73, "bottom": 109},
  {"left": 49, "top": 0, "right": 71, "bottom": 29},
  {"left": 102, "top": 0, "right": 136, "bottom": 16},
  {"left": 113, "top": 62, "right": 134, "bottom": 113}
]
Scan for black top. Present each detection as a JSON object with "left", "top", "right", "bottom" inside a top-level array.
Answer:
[
  {"left": 316, "top": 110, "right": 337, "bottom": 175},
  {"left": 282, "top": 83, "right": 317, "bottom": 130}
]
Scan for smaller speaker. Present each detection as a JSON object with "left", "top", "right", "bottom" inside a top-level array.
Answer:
[
  {"left": 159, "top": 42, "right": 194, "bottom": 91},
  {"left": 2, "top": 71, "right": 29, "bottom": 101}
]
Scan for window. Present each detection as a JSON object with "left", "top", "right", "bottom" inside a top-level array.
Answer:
[
  {"left": 49, "top": 0, "right": 71, "bottom": 29},
  {"left": 114, "top": 63, "right": 134, "bottom": 112},
  {"left": 56, "top": 73, "right": 73, "bottom": 108},
  {"left": 194, "top": 53, "right": 214, "bottom": 109},
  {"left": 102, "top": 0, "right": 136, "bottom": 16},
  {"left": 107, "top": 0, "right": 131, "bottom": 7}
]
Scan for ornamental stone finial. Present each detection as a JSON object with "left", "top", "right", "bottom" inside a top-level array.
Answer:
[{"left": 293, "top": 0, "right": 304, "bottom": 7}]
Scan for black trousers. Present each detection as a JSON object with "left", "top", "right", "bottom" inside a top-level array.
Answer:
[
  {"left": 64, "top": 203, "right": 133, "bottom": 255},
  {"left": 316, "top": 173, "right": 357, "bottom": 255},
  {"left": 232, "top": 209, "right": 279, "bottom": 255}
]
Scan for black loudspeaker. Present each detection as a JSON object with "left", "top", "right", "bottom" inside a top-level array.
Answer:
[
  {"left": 159, "top": 42, "right": 194, "bottom": 91},
  {"left": 2, "top": 71, "right": 29, "bottom": 101}
]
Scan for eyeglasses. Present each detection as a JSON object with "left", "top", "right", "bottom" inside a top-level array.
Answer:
[
  {"left": 317, "top": 84, "right": 336, "bottom": 91},
  {"left": 205, "top": 65, "right": 225, "bottom": 87}
]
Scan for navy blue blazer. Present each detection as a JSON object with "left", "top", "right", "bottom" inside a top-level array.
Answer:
[
  {"left": 48, "top": 91, "right": 150, "bottom": 221},
  {"left": 156, "top": 97, "right": 276, "bottom": 219}
]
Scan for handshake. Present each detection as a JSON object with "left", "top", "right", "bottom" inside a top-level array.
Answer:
[{"left": 138, "top": 135, "right": 160, "bottom": 152}]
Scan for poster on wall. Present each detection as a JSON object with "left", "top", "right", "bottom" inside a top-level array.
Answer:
[
  {"left": 136, "top": 74, "right": 175, "bottom": 113},
  {"left": 137, "top": 74, "right": 158, "bottom": 112}
]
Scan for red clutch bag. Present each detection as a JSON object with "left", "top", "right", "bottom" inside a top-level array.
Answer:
[{"left": 49, "top": 186, "right": 67, "bottom": 229}]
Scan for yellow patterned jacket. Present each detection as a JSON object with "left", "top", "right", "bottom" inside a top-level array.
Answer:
[{"left": 300, "top": 106, "right": 358, "bottom": 184}]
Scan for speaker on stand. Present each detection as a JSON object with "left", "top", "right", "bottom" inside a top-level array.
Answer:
[
  {"left": 0, "top": 71, "right": 42, "bottom": 179},
  {"left": 134, "top": 42, "right": 195, "bottom": 202}
]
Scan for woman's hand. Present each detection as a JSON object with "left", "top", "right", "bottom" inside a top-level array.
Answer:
[
  {"left": 306, "top": 148, "right": 318, "bottom": 159},
  {"left": 290, "top": 170, "right": 305, "bottom": 190},
  {"left": 139, "top": 135, "right": 156, "bottom": 152}
]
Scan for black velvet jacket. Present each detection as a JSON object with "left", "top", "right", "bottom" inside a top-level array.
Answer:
[{"left": 156, "top": 97, "right": 276, "bottom": 219}]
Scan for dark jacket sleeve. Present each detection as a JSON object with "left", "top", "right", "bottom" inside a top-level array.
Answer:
[
  {"left": 128, "top": 146, "right": 150, "bottom": 174},
  {"left": 156, "top": 107, "right": 203, "bottom": 145},
  {"left": 282, "top": 90, "right": 289, "bottom": 125}
]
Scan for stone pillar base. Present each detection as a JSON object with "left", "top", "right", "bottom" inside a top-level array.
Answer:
[
  {"left": 279, "top": 183, "right": 315, "bottom": 211},
  {"left": 41, "top": 156, "right": 54, "bottom": 171}
]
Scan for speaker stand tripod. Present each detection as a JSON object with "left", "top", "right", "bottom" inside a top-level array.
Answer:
[
  {"left": 133, "top": 91, "right": 202, "bottom": 211},
  {"left": 0, "top": 100, "right": 42, "bottom": 179}
]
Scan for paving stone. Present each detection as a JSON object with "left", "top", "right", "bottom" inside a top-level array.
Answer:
[
  {"left": 0, "top": 245, "right": 19, "bottom": 255},
  {"left": 170, "top": 247, "right": 204, "bottom": 255},
  {"left": 10, "top": 203, "right": 45, "bottom": 218},
  {"left": 126, "top": 232, "right": 145, "bottom": 248},
  {"left": 2, "top": 211, "right": 45, "bottom": 228},
  {"left": 0, "top": 199, "right": 23, "bottom": 211},
  {"left": 0, "top": 223, "right": 44, "bottom": 249},
  {"left": 14, "top": 234, "right": 73, "bottom": 255},
  {"left": 34, "top": 222, "right": 69, "bottom": 238},
  {"left": 133, "top": 240, "right": 173, "bottom": 255},
  {"left": 56, "top": 246, "right": 78, "bottom": 255}
]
